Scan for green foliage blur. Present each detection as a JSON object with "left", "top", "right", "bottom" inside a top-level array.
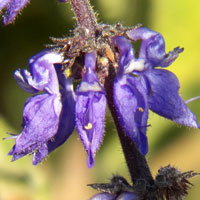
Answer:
[{"left": 0, "top": 0, "right": 200, "bottom": 199}]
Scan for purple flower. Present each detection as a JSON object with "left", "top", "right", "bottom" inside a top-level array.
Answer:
[
  {"left": 0, "top": 0, "right": 30, "bottom": 25},
  {"left": 89, "top": 192, "right": 138, "bottom": 200},
  {"left": 0, "top": 0, "right": 67, "bottom": 25},
  {"left": 8, "top": 50, "right": 69, "bottom": 165},
  {"left": 75, "top": 52, "right": 107, "bottom": 168},
  {"left": 113, "top": 27, "right": 199, "bottom": 155}
]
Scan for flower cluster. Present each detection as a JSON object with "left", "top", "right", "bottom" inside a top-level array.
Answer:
[
  {"left": 0, "top": 0, "right": 66, "bottom": 25},
  {"left": 8, "top": 27, "right": 199, "bottom": 168}
]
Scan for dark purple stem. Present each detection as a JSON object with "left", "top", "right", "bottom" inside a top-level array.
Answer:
[
  {"left": 104, "top": 66, "right": 154, "bottom": 185},
  {"left": 70, "top": 0, "right": 97, "bottom": 37}
]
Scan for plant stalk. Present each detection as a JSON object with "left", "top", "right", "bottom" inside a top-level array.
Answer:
[{"left": 70, "top": 0, "right": 97, "bottom": 37}]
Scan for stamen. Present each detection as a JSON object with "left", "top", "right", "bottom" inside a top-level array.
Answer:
[
  {"left": 138, "top": 107, "right": 144, "bottom": 112},
  {"left": 185, "top": 96, "right": 200, "bottom": 104},
  {"left": 137, "top": 124, "right": 151, "bottom": 129},
  {"left": 106, "top": 46, "right": 115, "bottom": 63},
  {"left": 99, "top": 57, "right": 109, "bottom": 66},
  {"left": 3, "top": 132, "right": 17, "bottom": 140},
  {"left": 84, "top": 123, "right": 93, "bottom": 130},
  {"left": 64, "top": 68, "right": 71, "bottom": 78}
]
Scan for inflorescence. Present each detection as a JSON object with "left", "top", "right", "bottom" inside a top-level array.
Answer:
[{"left": 1, "top": 0, "right": 199, "bottom": 199}]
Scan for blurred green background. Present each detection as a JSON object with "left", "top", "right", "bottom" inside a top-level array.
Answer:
[{"left": 0, "top": 0, "right": 200, "bottom": 199}]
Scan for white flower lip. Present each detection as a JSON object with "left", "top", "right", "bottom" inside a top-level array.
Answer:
[
  {"left": 78, "top": 82, "right": 103, "bottom": 92},
  {"left": 124, "top": 59, "right": 145, "bottom": 74}
]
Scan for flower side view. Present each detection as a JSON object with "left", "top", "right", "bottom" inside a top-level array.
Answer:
[
  {"left": 112, "top": 27, "right": 199, "bottom": 155},
  {"left": 8, "top": 50, "right": 76, "bottom": 165},
  {"left": 0, "top": 0, "right": 66, "bottom": 25}
]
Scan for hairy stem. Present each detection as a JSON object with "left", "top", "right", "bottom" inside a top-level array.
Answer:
[
  {"left": 104, "top": 66, "right": 154, "bottom": 185},
  {"left": 70, "top": 0, "right": 97, "bottom": 37}
]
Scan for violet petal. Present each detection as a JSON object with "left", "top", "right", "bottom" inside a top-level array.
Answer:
[
  {"left": 127, "top": 27, "right": 182, "bottom": 68},
  {"left": 14, "top": 69, "right": 38, "bottom": 93},
  {"left": 76, "top": 91, "right": 106, "bottom": 167},
  {"left": 116, "top": 192, "right": 138, "bottom": 200},
  {"left": 113, "top": 36, "right": 135, "bottom": 76},
  {"left": 32, "top": 143, "right": 48, "bottom": 165},
  {"left": 113, "top": 75, "right": 149, "bottom": 155},
  {"left": 0, "top": 0, "right": 10, "bottom": 10},
  {"left": 113, "top": 35, "right": 148, "bottom": 155},
  {"left": 144, "top": 69, "right": 199, "bottom": 128},
  {"left": 75, "top": 52, "right": 106, "bottom": 167},
  {"left": 114, "top": 36, "right": 135, "bottom": 67},
  {"left": 89, "top": 193, "right": 116, "bottom": 200},
  {"left": 28, "top": 51, "right": 63, "bottom": 94},
  {"left": 9, "top": 93, "right": 62, "bottom": 164},
  {"left": 14, "top": 51, "right": 63, "bottom": 94},
  {"left": 47, "top": 68, "right": 76, "bottom": 155},
  {"left": 3, "top": 0, "right": 30, "bottom": 25}
]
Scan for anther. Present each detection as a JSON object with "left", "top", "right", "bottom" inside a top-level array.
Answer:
[
  {"left": 106, "top": 46, "right": 115, "bottom": 63},
  {"left": 99, "top": 57, "right": 109, "bottom": 66},
  {"left": 64, "top": 68, "right": 72, "bottom": 78},
  {"left": 84, "top": 123, "right": 93, "bottom": 130},
  {"left": 138, "top": 107, "right": 144, "bottom": 112}
]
